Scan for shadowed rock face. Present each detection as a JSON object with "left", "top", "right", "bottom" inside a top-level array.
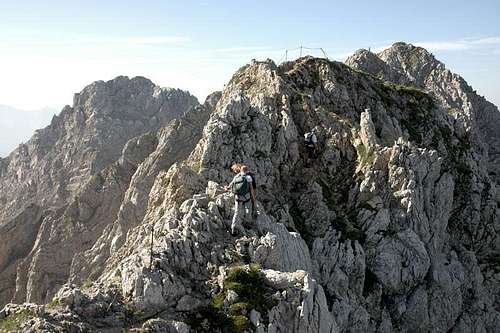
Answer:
[
  {"left": 0, "top": 76, "right": 200, "bottom": 306},
  {"left": 1, "top": 47, "right": 500, "bottom": 333}
]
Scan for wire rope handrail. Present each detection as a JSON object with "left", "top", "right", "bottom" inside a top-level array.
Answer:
[{"left": 281, "top": 46, "right": 330, "bottom": 63}]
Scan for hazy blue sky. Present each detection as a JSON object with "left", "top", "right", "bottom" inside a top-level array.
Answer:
[{"left": 0, "top": 0, "right": 499, "bottom": 110}]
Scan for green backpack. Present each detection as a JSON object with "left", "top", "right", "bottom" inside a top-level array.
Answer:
[{"left": 232, "top": 175, "right": 250, "bottom": 196}]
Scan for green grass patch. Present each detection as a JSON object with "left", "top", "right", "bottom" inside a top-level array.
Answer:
[
  {"left": 352, "top": 68, "right": 378, "bottom": 80},
  {"left": 191, "top": 161, "right": 202, "bottom": 174},
  {"left": 0, "top": 309, "right": 34, "bottom": 331},
  {"left": 46, "top": 298, "right": 60, "bottom": 309},
  {"left": 223, "top": 264, "right": 270, "bottom": 314},
  {"left": 81, "top": 280, "right": 93, "bottom": 290},
  {"left": 187, "top": 264, "right": 275, "bottom": 332},
  {"left": 382, "top": 81, "right": 426, "bottom": 97},
  {"left": 230, "top": 315, "right": 253, "bottom": 332},
  {"left": 356, "top": 144, "right": 376, "bottom": 167},
  {"left": 160, "top": 174, "right": 170, "bottom": 188},
  {"left": 228, "top": 302, "right": 251, "bottom": 316}
]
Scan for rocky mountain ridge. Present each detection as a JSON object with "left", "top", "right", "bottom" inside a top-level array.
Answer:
[
  {"left": 346, "top": 42, "right": 500, "bottom": 182},
  {"left": 0, "top": 42, "right": 499, "bottom": 332},
  {"left": 0, "top": 76, "right": 200, "bottom": 308}
]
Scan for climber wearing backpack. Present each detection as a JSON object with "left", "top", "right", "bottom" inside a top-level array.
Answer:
[
  {"left": 243, "top": 167, "right": 258, "bottom": 218},
  {"left": 226, "top": 164, "right": 256, "bottom": 235},
  {"left": 304, "top": 128, "right": 318, "bottom": 165}
]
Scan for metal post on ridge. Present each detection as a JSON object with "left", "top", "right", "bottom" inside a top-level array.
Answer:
[
  {"left": 149, "top": 224, "right": 154, "bottom": 270},
  {"left": 280, "top": 46, "right": 331, "bottom": 64}
]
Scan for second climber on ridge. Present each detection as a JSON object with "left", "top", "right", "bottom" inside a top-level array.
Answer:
[
  {"left": 304, "top": 127, "right": 318, "bottom": 166},
  {"left": 226, "top": 164, "right": 256, "bottom": 235}
]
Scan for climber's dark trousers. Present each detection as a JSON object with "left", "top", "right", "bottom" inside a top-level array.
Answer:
[{"left": 307, "top": 146, "right": 316, "bottom": 160}]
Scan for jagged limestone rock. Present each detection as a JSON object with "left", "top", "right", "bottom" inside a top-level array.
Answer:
[
  {"left": 0, "top": 76, "right": 200, "bottom": 307},
  {"left": 2, "top": 45, "right": 500, "bottom": 333},
  {"left": 359, "top": 108, "right": 379, "bottom": 147},
  {"left": 69, "top": 93, "right": 219, "bottom": 286}
]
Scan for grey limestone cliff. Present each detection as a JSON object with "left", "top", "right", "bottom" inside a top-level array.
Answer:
[
  {"left": 0, "top": 76, "right": 200, "bottom": 307},
  {"left": 1, "top": 44, "right": 499, "bottom": 333}
]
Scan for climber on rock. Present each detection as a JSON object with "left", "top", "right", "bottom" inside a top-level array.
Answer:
[
  {"left": 304, "top": 127, "right": 318, "bottom": 165},
  {"left": 226, "top": 164, "right": 256, "bottom": 235},
  {"left": 245, "top": 167, "right": 258, "bottom": 218}
]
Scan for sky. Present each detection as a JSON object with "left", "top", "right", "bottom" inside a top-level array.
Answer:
[{"left": 0, "top": 0, "right": 499, "bottom": 112}]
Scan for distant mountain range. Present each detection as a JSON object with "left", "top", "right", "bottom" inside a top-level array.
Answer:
[{"left": 0, "top": 105, "right": 57, "bottom": 157}]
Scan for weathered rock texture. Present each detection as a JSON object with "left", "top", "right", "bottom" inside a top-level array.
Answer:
[
  {"left": 1, "top": 43, "right": 500, "bottom": 333},
  {"left": 0, "top": 76, "right": 200, "bottom": 306},
  {"left": 346, "top": 42, "right": 500, "bottom": 181}
]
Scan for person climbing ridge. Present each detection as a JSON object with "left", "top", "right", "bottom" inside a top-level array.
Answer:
[
  {"left": 304, "top": 127, "right": 318, "bottom": 166},
  {"left": 245, "top": 168, "right": 258, "bottom": 218},
  {"left": 226, "top": 164, "right": 256, "bottom": 235}
]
